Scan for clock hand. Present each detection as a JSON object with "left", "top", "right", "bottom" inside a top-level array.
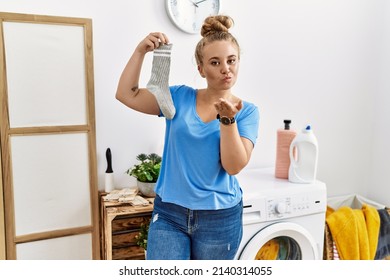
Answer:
[
  {"left": 188, "top": 0, "right": 199, "bottom": 7},
  {"left": 195, "top": 0, "right": 208, "bottom": 4}
]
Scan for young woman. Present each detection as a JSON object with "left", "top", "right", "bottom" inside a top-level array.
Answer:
[{"left": 116, "top": 15, "right": 260, "bottom": 260}]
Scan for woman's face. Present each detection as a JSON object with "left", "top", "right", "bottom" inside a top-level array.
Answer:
[{"left": 198, "top": 40, "right": 240, "bottom": 91}]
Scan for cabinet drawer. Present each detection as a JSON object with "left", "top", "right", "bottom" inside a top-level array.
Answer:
[
  {"left": 112, "top": 214, "right": 151, "bottom": 232},
  {"left": 112, "top": 245, "right": 145, "bottom": 260},
  {"left": 112, "top": 230, "right": 138, "bottom": 247}
]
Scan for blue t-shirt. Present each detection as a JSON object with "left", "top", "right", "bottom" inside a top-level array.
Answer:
[{"left": 155, "top": 85, "right": 260, "bottom": 210}]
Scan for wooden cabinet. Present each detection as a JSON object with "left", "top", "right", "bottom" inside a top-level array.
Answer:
[{"left": 100, "top": 194, "right": 154, "bottom": 260}]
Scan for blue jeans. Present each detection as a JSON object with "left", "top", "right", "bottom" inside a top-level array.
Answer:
[{"left": 146, "top": 195, "right": 243, "bottom": 260}]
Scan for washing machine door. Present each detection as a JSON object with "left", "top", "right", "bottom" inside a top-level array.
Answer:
[{"left": 239, "top": 222, "right": 319, "bottom": 260}]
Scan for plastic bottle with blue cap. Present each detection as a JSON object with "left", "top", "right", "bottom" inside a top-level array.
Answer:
[{"left": 288, "top": 125, "right": 318, "bottom": 183}]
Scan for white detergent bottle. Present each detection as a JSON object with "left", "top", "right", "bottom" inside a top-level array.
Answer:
[{"left": 288, "top": 125, "right": 318, "bottom": 183}]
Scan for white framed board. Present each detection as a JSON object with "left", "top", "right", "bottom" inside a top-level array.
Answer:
[{"left": 0, "top": 12, "right": 99, "bottom": 259}]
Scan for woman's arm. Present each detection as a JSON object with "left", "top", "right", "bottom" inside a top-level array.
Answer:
[
  {"left": 115, "top": 32, "right": 170, "bottom": 115},
  {"left": 220, "top": 124, "right": 254, "bottom": 175},
  {"left": 215, "top": 98, "right": 254, "bottom": 175}
]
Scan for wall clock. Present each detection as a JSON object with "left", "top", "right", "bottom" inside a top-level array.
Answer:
[{"left": 165, "top": 0, "right": 221, "bottom": 34}]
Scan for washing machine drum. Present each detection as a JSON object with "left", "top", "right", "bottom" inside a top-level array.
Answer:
[{"left": 239, "top": 222, "right": 320, "bottom": 260}]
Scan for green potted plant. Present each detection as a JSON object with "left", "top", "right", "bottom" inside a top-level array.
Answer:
[
  {"left": 126, "top": 153, "right": 161, "bottom": 197},
  {"left": 135, "top": 223, "right": 149, "bottom": 251}
]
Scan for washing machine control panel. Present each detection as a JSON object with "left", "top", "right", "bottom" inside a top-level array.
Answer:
[
  {"left": 267, "top": 197, "right": 291, "bottom": 218},
  {"left": 275, "top": 200, "right": 289, "bottom": 214},
  {"left": 266, "top": 192, "right": 325, "bottom": 220}
]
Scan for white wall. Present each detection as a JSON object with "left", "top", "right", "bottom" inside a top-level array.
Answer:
[
  {"left": 1, "top": 0, "right": 389, "bottom": 206},
  {"left": 369, "top": 0, "right": 390, "bottom": 205}
]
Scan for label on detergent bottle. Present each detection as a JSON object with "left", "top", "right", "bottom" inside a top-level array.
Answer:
[
  {"left": 275, "top": 120, "right": 297, "bottom": 179},
  {"left": 288, "top": 125, "right": 318, "bottom": 183}
]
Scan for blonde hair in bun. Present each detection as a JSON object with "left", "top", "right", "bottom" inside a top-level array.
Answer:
[
  {"left": 195, "top": 15, "right": 240, "bottom": 66},
  {"left": 200, "top": 15, "right": 233, "bottom": 37}
]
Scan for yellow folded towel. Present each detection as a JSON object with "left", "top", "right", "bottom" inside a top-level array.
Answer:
[
  {"left": 326, "top": 205, "right": 335, "bottom": 218},
  {"left": 353, "top": 209, "right": 370, "bottom": 259},
  {"left": 326, "top": 204, "right": 380, "bottom": 260},
  {"left": 362, "top": 204, "right": 380, "bottom": 258},
  {"left": 326, "top": 206, "right": 359, "bottom": 259}
]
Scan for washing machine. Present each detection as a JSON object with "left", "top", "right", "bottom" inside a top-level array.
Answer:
[{"left": 235, "top": 168, "right": 327, "bottom": 260}]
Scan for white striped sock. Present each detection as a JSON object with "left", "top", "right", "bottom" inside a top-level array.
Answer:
[{"left": 147, "top": 44, "right": 175, "bottom": 119}]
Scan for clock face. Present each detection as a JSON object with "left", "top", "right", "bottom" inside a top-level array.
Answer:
[{"left": 166, "top": 0, "right": 221, "bottom": 34}]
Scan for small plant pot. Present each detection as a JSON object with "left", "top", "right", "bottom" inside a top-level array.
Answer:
[{"left": 137, "top": 181, "right": 156, "bottom": 197}]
